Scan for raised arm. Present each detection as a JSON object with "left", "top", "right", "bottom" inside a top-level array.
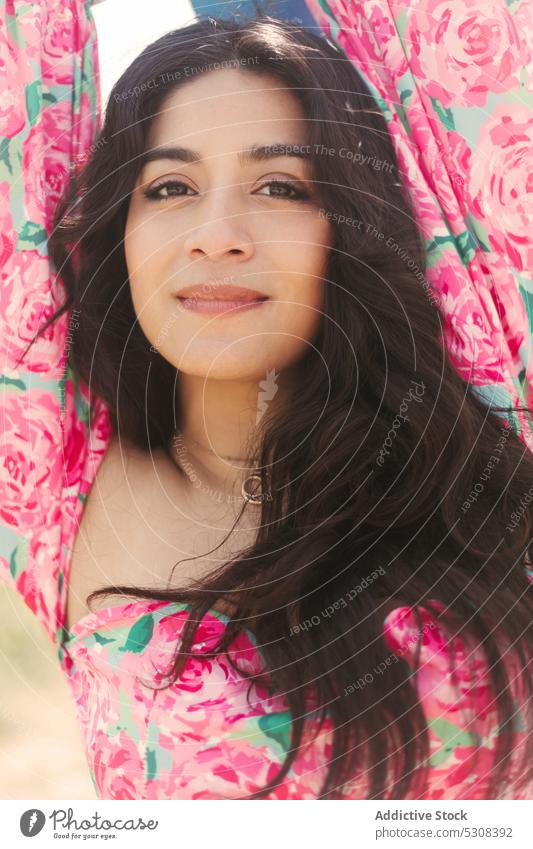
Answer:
[
  {"left": 0, "top": 0, "right": 105, "bottom": 646},
  {"left": 304, "top": 0, "right": 533, "bottom": 449}
]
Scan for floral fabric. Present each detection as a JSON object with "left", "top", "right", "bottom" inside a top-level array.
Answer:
[
  {"left": 0, "top": 0, "right": 531, "bottom": 799},
  {"left": 304, "top": 0, "right": 533, "bottom": 447}
]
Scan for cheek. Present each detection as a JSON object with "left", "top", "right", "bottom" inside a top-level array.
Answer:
[
  {"left": 272, "top": 231, "right": 329, "bottom": 349},
  {"left": 124, "top": 214, "right": 145, "bottom": 295},
  {"left": 269, "top": 282, "right": 325, "bottom": 366},
  {"left": 124, "top": 227, "right": 168, "bottom": 348},
  {"left": 124, "top": 198, "right": 170, "bottom": 273},
  {"left": 293, "top": 219, "right": 332, "bottom": 288},
  {"left": 279, "top": 297, "right": 323, "bottom": 354},
  {"left": 124, "top": 212, "right": 166, "bottom": 313}
]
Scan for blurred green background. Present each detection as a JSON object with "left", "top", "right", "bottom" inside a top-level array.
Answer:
[{"left": 0, "top": 584, "right": 95, "bottom": 799}]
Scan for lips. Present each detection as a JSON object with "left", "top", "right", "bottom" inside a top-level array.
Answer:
[{"left": 175, "top": 284, "right": 269, "bottom": 302}]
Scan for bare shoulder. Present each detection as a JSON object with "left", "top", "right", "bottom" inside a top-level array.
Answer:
[{"left": 93, "top": 434, "right": 178, "bottom": 497}]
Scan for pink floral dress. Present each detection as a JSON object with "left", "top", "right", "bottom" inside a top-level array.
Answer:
[{"left": 0, "top": 0, "right": 531, "bottom": 799}]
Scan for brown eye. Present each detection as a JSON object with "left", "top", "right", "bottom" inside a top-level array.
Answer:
[
  {"left": 143, "top": 181, "right": 192, "bottom": 200},
  {"left": 255, "top": 179, "right": 310, "bottom": 200}
]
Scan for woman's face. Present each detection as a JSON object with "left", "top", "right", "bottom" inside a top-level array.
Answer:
[{"left": 124, "top": 68, "right": 332, "bottom": 381}]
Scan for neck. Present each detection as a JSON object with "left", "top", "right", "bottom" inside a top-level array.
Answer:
[
  {"left": 170, "top": 367, "right": 292, "bottom": 497},
  {"left": 178, "top": 430, "right": 260, "bottom": 463}
]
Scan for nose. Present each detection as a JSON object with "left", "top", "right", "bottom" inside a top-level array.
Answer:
[{"left": 183, "top": 188, "right": 254, "bottom": 262}]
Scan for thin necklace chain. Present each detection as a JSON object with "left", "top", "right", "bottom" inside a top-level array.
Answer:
[
  {"left": 174, "top": 429, "right": 261, "bottom": 464},
  {"left": 171, "top": 429, "right": 264, "bottom": 504}
]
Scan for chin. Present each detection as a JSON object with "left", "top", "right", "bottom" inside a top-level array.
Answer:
[{"left": 171, "top": 346, "right": 278, "bottom": 381}]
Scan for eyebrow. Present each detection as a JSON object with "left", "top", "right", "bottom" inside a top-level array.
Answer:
[{"left": 139, "top": 143, "right": 311, "bottom": 169}]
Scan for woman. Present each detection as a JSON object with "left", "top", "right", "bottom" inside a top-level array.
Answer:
[{"left": 1, "top": 3, "right": 532, "bottom": 800}]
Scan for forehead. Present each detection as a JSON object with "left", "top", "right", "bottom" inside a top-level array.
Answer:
[{"left": 146, "top": 68, "right": 309, "bottom": 150}]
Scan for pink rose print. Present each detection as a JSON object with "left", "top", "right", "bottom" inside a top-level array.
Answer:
[
  {"left": 469, "top": 251, "right": 530, "bottom": 384},
  {"left": 26, "top": 521, "right": 65, "bottom": 636},
  {"left": 0, "top": 27, "right": 30, "bottom": 138},
  {"left": 444, "top": 746, "right": 496, "bottom": 798},
  {"left": 7, "top": 0, "right": 41, "bottom": 63},
  {"left": 85, "top": 395, "right": 113, "bottom": 457},
  {"left": 406, "top": 0, "right": 528, "bottom": 107},
  {"left": 62, "top": 377, "right": 89, "bottom": 488},
  {"left": 0, "top": 252, "right": 67, "bottom": 373},
  {"left": 22, "top": 101, "right": 74, "bottom": 232},
  {"left": 515, "top": 0, "right": 533, "bottom": 89},
  {"left": 334, "top": 0, "right": 408, "bottom": 100},
  {"left": 41, "top": 0, "right": 89, "bottom": 87},
  {"left": 407, "top": 112, "right": 468, "bottom": 233},
  {"left": 433, "top": 254, "right": 507, "bottom": 385},
  {"left": 21, "top": 122, "right": 47, "bottom": 226},
  {"left": 91, "top": 729, "right": 145, "bottom": 799},
  {"left": 0, "top": 390, "right": 63, "bottom": 532},
  {"left": 0, "top": 182, "right": 17, "bottom": 272},
  {"left": 72, "top": 663, "right": 118, "bottom": 749},
  {"left": 58, "top": 375, "right": 92, "bottom": 548},
  {"left": 15, "top": 565, "right": 51, "bottom": 632},
  {"left": 468, "top": 104, "right": 533, "bottom": 274}
]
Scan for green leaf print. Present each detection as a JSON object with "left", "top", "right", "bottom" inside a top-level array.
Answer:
[
  {"left": 395, "top": 102, "right": 411, "bottom": 134},
  {"left": 456, "top": 230, "right": 478, "bottom": 266},
  {"left": 17, "top": 221, "right": 47, "bottom": 250},
  {"left": 425, "top": 234, "right": 457, "bottom": 265},
  {"left": 464, "top": 214, "right": 491, "bottom": 253},
  {"left": 257, "top": 711, "right": 292, "bottom": 754},
  {"left": 515, "top": 370, "right": 533, "bottom": 435},
  {"left": 25, "top": 80, "right": 42, "bottom": 127},
  {"left": 119, "top": 614, "right": 154, "bottom": 653},
  {"left": 146, "top": 748, "right": 157, "bottom": 782},
  {"left": 0, "top": 137, "right": 13, "bottom": 176},
  {"left": 93, "top": 632, "right": 116, "bottom": 646},
  {"left": 9, "top": 540, "right": 28, "bottom": 580},
  {"left": 427, "top": 718, "right": 478, "bottom": 767},
  {"left": 58, "top": 370, "right": 68, "bottom": 421},
  {"left": 66, "top": 363, "right": 92, "bottom": 428},
  {"left": 6, "top": 10, "right": 24, "bottom": 47},
  {"left": 9, "top": 548, "right": 17, "bottom": 580},
  {"left": 0, "top": 375, "right": 27, "bottom": 390},
  {"left": 317, "top": 0, "right": 335, "bottom": 18},
  {"left": 429, "top": 97, "right": 456, "bottom": 132},
  {"left": 425, "top": 231, "right": 479, "bottom": 268},
  {"left": 88, "top": 765, "right": 98, "bottom": 795},
  {"left": 518, "top": 284, "right": 533, "bottom": 326},
  {"left": 373, "top": 92, "right": 394, "bottom": 123}
]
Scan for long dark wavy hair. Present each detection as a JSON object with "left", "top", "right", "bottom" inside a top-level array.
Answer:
[{"left": 19, "top": 15, "right": 533, "bottom": 799}]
